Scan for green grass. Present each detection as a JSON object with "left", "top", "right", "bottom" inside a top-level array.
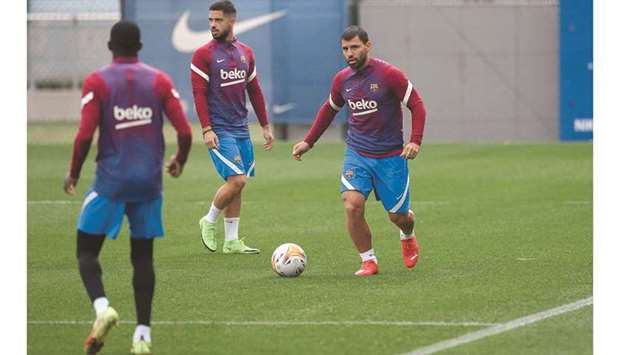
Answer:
[{"left": 27, "top": 122, "right": 592, "bottom": 354}]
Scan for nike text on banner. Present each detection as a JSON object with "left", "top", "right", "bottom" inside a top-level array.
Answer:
[{"left": 190, "top": 63, "right": 209, "bottom": 82}]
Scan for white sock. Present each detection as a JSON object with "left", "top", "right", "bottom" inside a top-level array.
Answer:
[
  {"left": 205, "top": 203, "right": 221, "bottom": 224},
  {"left": 224, "top": 217, "right": 240, "bottom": 241},
  {"left": 400, "top": 229, "right": 415, "bottom": 241},
  {"left": 133, "top": 324, "right": 151, "bottom": 343},
  {"left": 359, "top": 249, "right": 377, "bottom": 262},
  {"left": 93, "top": 297, "right": 109, "bottom": 316}
]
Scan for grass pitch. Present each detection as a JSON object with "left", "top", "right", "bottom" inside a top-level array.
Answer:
[{"left": 27, "top": 123, "right": 592, "bottom": 354}]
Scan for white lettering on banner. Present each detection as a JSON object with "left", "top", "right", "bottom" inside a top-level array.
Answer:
[
  {"left": 220, "top": 68, "right": 246, "bottom": 81},
  {"left": 573, "top": 118, "right": 593, "bottom": 132}
]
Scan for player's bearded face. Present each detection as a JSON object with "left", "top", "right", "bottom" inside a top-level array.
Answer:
[
  {"left": 209, "top": 11, "right": 235, "bottom": 40},
  {"left": 342, "top": 37, "right": 371, "bottom": 70}
]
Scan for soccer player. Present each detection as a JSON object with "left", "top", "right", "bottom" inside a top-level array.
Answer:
[
  {"left": 63, "top": 21, "right": 193, "bottom": 354},
  {"left": 292, "top": 26, "right": 427, "bottom": 277},
  {"left": 191, "top": 1, "right": 274, "bottom": 254}
]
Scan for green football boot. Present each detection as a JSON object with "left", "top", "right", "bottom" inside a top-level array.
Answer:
[
  {"left": 199, "top": 216, "right": 217, "bottom": 252},
  {"left": 223, "top": 239, "right": 260, "bottom": 254},
  {"left": 130, "top": 338, "right": 152, "bottom": 354},
  {"left": 83, "top": 307, "right": 119, "bottom": 354}
]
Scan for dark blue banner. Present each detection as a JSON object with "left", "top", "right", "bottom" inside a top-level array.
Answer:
[
  {"left": 123, "top": 0, "right": 348, "bottom": 123},
  {"left": 560, "top": 0, "right": 593, "bottom": 141}
]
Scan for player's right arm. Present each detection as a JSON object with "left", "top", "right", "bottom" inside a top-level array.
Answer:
[
  {"left": 64, "top": 73, "right": 105, "bottom": 195},
  {"left": 292, "top": 73, "right": 345, "bottom": 161},
  {"left": 190, "top": 47, "right": 219, "bottom": 149}
]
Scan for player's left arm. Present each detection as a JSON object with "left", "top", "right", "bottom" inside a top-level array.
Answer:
[
  {"left": 155, "top": 72, "right": 193, "bottom": 177},
  {"left": 245, "top": 49, "right": 274, "bottom": 151},
  {"left": 388, "top": 67, "right": 427, "bottom": 159},
  {"left": 64, "top": 74, "right": 104, "bottom": 195}
]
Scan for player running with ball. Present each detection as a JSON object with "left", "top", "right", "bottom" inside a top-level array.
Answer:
[{"left": 292, "top": 26, "right": 427, "bottom": 277}]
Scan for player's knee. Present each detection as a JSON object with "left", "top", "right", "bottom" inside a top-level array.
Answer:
[
  {"left": 388, "top": 212, "right": 407, "bottom": 225},
  {"left": 131, "top": 250, "right": 152, "bottom": 266},
  {"left": 131, "top": 240, "right": 154, "bottom": 266},
  {"left": 343, "top": 197, "right": 364, "bottom": 217},
  {"left": 227, "top": 175, "right": 247, "bottom": 192},
  {"left": 77, "top": 252, "right": 98, "bottom": 269}
]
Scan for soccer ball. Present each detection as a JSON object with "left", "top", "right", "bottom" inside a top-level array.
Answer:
[{"left": 271, "top": 243, "right": 307, "bottom": 277}]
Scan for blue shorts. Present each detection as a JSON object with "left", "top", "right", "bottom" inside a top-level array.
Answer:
[
  {"left": 208, "top": 136, "right": 255, "bottom": 180},
  {"left": 340, "top": 147, "right": 411, "bottom": 214},
  {"left": 77, "top": 189, "right": 164, "bottom": 240}
]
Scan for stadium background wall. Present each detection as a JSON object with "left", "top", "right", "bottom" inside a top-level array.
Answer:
[{"left": 27, "top": 0, "right": 592, "bottom": 142}]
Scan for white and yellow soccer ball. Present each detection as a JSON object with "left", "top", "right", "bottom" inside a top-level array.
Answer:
[{"left": 271, "top": 243, "right": 307, "bottom": 277}]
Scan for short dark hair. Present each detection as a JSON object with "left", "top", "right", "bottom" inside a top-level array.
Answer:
[
  {"left": 209, "top": 1, "right": 237, "bottom": 16},
  {"left": 341, "top": 25, "right": 369, "bottom": 43},
  {"left": 109, "top": 20, "right": 141, "bottom": 54}
]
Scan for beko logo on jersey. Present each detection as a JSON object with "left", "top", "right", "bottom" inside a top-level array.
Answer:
[
  {"left": 113, "top": 105, "right": 153, "bottom": 130},
  {"left": 347, "top": 99, "right": 378, "bottom": 116},
  {"left": 348, "top": 99, "right": 378, "bottom": 116},
  {"left": 220, "top": 68, "right": 246, "bottom": 80},
  {"left": 114, "top": 105, "right": 153, "bottom": 120},
  {"left": 348, "top": 99, "right": 377, "bottom": 110},
  {"left": 219, "top": 69, "right": 247, "bottom": 87}
]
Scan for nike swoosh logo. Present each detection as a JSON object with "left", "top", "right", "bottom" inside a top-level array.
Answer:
[
  {"left": 172, "top": 10, "right": 287, "bottom": 53},
  {"left": 217, "top": 59, "right": 225, "bottom": 63},
  {"left": 272, "top": 103, "right": 296, "bottom": 115},
  {"left": 346, "top": 88, "right": 352, "bottom": 92}
]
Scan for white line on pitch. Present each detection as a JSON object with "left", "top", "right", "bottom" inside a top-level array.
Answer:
[
  {"left": 565, "top": 200, "right": 592, "bottom": 205},
  {"left": 28, "top": 200, "right": 591, "bottom": 206},
  {"left": 27, "top": 320, "right": 498, "bottom": 327},
  {"left": 27, "top": 200, "right": 80, "bottom": 205},
  {"left": 403, "top": 296, "right": 593, "bottom": 355}
]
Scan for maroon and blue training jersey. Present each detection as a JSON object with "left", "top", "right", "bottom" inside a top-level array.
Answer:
[
  {"left": 305, "top": 58, "right": 426, "bottom": 156},
  {"left": 71, "top": 57, "right": 192, "bottom": 202},
  {"left": 191, "top": 38, "right": 269, "bottom": 138},
  {"left": 329, "top": 58, "right": 419, "bottom": 154}
]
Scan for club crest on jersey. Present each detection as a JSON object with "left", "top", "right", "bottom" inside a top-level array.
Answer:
[
  {"left": 233, "top": 155, "right": 242, "bottom": 164},
  {"left": 370, "top": 83, "right": 379, "bottom": 92},
  {"left": 240, "top": 55, "right": 247, "bottom": 63},
  {"left": 345, "top": 169, "right": 354, "bottom": 179}
]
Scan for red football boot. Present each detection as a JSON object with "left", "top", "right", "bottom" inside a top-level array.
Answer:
[
  {"left": 354, "top": 259, "right": 379, "bottom": 276},
  {"left": 401, "top": 236, "right": 420, "bottom": 269}
]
